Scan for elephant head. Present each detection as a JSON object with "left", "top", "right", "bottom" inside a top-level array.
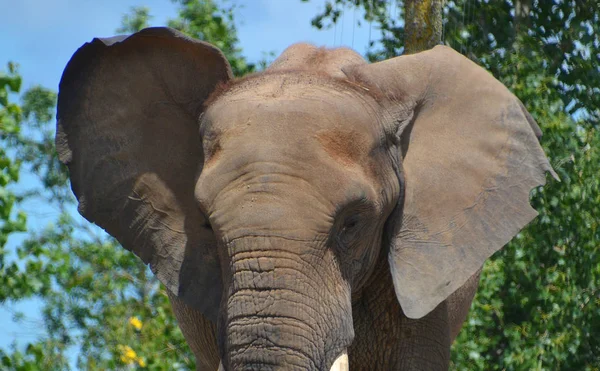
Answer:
[{"left": 56, "top": 27, "right": 556, "bottom": 370}]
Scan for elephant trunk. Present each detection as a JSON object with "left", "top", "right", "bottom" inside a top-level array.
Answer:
[{"left": 219, "top": 236, "right": 353, "bottom": 371}]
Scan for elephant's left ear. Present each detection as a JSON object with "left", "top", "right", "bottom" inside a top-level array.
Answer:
[{"left": 345, "top": 46, "right": 558, "bottom": 319}]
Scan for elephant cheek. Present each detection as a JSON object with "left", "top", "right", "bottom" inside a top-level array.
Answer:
[{"left": 218, "top": 236, "right": 354, "bottom": 370}]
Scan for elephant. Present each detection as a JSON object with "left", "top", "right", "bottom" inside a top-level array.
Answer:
[{"left": 56, "top": 27, "right": 557, "bottom": 370}]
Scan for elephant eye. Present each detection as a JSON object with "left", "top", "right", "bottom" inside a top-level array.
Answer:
[
  {"left": 334, "top": 196, "right": 372, "bottom": 247},
  {"left": 339, "top": 215, "right": 361, "bottom": 243},
  {"left": 343, "top": 217, "right": 358, "bottom": 231}
]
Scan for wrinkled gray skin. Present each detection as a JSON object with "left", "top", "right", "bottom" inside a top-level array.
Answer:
[{"left": 56, "top": 28, "right": 556, "bottom": 370}]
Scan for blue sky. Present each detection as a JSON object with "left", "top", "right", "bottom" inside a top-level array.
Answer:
[{"left": 0, "top": 0, "right": 383, "bottom": 357}]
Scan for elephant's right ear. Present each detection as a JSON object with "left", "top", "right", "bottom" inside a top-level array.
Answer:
[{"left": 56, "top": 27, "right": 232, "bottom": 322}]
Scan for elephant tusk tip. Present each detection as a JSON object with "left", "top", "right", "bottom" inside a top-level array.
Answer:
[{"left": 330, "top": 350, "right": 349, "bottom": 371}]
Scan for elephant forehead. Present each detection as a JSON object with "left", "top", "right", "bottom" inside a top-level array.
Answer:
[
  {"left": 202, "top": 86, "right": 382, "bottom": 153},
  {"left": 205, "top": 74, "right": 380, "bottom": 125},
  {"left": 201, "top": 99, "right": 383, "bottom": 185}
]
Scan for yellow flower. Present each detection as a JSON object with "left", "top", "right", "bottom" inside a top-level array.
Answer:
[
  {"left": 129, "top": 316, "right": 143, "bottom": 331},
  {"left": 117, "top": 344, "right": 138, "bottom": 365},
  {"left": 137, "top": 358, "right": 147, "bottom": 367}
]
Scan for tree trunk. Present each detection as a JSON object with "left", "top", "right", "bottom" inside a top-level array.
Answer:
[{"left": 403, "top": 0, "right": 444, "bottom": 54}]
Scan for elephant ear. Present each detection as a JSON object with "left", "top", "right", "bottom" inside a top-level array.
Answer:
[
  {"left": 346, "top": 46, "right": 557, "bottom": 319},
  {"left": 56, "top": 27, "right": 232, "bottom": 322}
]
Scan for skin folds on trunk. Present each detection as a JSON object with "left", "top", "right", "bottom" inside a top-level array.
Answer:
[{"left": 218, "top": 236, "right": 353, "bottom": 371}]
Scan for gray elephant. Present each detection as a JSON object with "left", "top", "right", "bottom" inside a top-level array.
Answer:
[{"left": 56, "top": 27, "right": 556, "bottom": 370}]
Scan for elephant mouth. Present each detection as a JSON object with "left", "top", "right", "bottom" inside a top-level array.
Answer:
[{"left": 217, "top": 349, "right": 350, "bottom": 371}]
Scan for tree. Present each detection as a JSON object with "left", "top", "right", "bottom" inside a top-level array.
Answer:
[
  {"left": 403, "top": 0, "right": 444, "bottom": 54},
  {"left": 0, "top": 63, "right": 28, "bottom": 302},
  {"left": 306, "top": 0, "right": 599, "bottom": 369},
  {"left": 0, "top": 65, "right": 68, "bottom": 370},
  {"left": 309, "top": 0, "right": 599, "bottom": 122},
  {"left": 116, "top": 7, "right": 153, "bottom": 34},
  {"left": 166, "top": 0, "right": 255, "bottom": 76}
]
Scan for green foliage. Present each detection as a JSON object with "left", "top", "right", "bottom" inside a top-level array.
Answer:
[
  {"left": 16, "top": 87, "right": 71, "bottom": 203},
  {"left": 0, "top": 62, "right": 27, "bottom": 300},
  {"left": 1, "top": 341, "right": 70, "bottom": 371},
  {"left": 4, "top": 213, "right": 194, "bottom": 370},
  {"left": 167, "top": 0, "right": 255, "bottom": 76},
  {"left": 308, "top": 0, "right": 599, "bottom": 369},
  {"left": 0, "top": 63, "right": 23, "bottom": 125},
  {"left": 116, "top": 6, "right": 153, "bottom": 34}
]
